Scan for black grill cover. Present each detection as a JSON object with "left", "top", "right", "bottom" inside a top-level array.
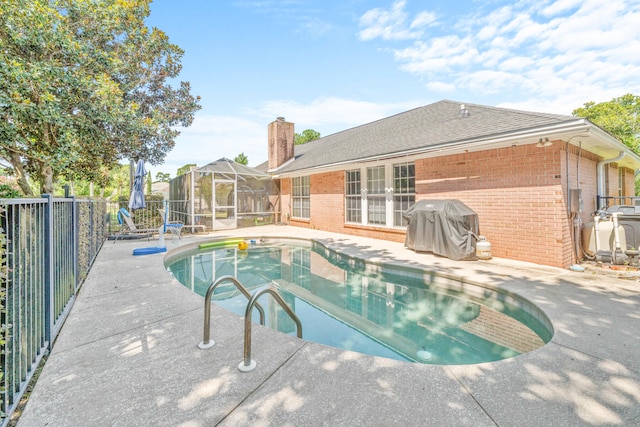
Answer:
[{"left": 403, "top": 200, "right": 479, "bottom": 260}]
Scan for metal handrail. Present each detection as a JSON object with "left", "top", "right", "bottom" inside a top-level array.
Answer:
[
  {"left": 238, "top": 284, "right": 303, "bottom": 372},
  {"left": 198, "top": 275, "right": 265, "bottom": 349}
]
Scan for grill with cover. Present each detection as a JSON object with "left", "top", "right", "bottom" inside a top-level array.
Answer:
[{"left": 403, "top": 199, "right": 479, "bottom": 261}]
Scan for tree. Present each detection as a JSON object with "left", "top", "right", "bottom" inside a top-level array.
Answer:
[
  {"left": 573, "top": 94, "right": 640, "bottom": 153},
  {"left": 234, "top": 152, "right": 248, "bottom": 165},
  {"left": 155, "top": 172, "right": 171, "bottom": 182},
  {"left": 294, "top": 129, "right": 321, "bottom": 145},
  {"left": 0, "top": 0, "right": 200, "bottom": 196},
  {"left": 105, "top": 164, "right": 130, "bottom": 200},
  {"left": 177, "top": 163, "right": 196, "bottom": 177},
  {"left": 146, "top": 171, "right": 152, "bottom": 194}
]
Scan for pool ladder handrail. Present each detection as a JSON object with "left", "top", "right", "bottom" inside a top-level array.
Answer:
[
  {"left": 238, "top": 284, "right": 302, "bottom": 372},
  {"left": 198, "top": 275, "right": 265, "bottom": 349}
]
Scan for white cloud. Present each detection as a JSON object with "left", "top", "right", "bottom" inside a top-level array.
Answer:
[
  {"left": 498, "top": 55, "right": 535, "bottom": 72},
  {"left": 541, "top": 0, "right": 582, "bottom": 17},
  {"left": 159, "top": 115, "right": 266, "bottom": 174},
  {"left": 358, "top": 0, "right": 435, "bottom": 41},
  {"left": 411, "top": 11, "right": 437, "bottom": 29},
  {"left": 359, "top": 0, "right": 640, "bottom": 113},
  {"left": 425, "top": 81, "right": 456, "bottom": 92},
  {"left": 395, "top": 36, "right": 480, "bottom": 74},
  {"left": 251, "top": 96, "right": 419, "bottom": 131},
  {"left": 159, "top": 97, "right": 423, "bottom": 174}
]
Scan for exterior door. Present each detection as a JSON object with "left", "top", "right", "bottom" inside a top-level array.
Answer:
[{"left": 213, "top": 179, "right": 237, "bottom": 229}]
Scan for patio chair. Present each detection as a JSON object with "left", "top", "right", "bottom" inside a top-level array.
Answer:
[
  {"left": 158, "top": 208, "right": 184, "bottom": 240},
  {"left": 113, "top": 208, "right": 158, "bottom": 243}
]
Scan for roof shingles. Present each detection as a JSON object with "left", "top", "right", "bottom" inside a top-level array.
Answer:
[{"left": 275, "top": 100, "right": 578, "bottom": 173}]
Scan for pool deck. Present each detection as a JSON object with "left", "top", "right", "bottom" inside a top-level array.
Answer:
[{"left": 16, "top": 226, "right": 640, "bottom": 426}]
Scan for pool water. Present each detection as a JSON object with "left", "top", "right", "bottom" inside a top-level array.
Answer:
[{"left": 166, "top": 240, "right": 553, "bottom": 365}]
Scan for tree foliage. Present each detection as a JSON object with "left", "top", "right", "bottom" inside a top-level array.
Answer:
[
  {"left": 146, "top": 171, "right": 152, "bottom": 194},
  {"left": 234, "top": 152, "right": 248, "bottom": 165},
  {"left": 155, "top": 172, "right": 171, "bottom": 182},
  {"left": 0, "top": 0, "right": 200, "bottom": 195},
  {"left": 294, "top": 129, "right": 321, "bottom": 145},
  {"left": 177, "top": 163, "right": 196, "bottom": 177},
  {"left": 572, "top": 94, "right": 640, "bottom": 154}
]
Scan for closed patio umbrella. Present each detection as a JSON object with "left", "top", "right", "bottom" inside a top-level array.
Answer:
[{"left": 128, "top": 159, "right": 146, "bottom": 210}]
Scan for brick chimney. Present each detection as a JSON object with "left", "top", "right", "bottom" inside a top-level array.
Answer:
[{"left": 268, "top": 117, "right": 294, "bottom": 170}]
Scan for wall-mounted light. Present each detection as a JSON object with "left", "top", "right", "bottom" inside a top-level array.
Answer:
[{"left": 536, "top": 137, "right": 552, "bottom": 147}]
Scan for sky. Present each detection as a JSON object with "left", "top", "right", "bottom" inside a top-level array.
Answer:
[{"left": 144, "top": 0, "right": 640, "bottom": 177}]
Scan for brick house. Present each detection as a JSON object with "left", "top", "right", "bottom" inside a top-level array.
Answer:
[{"left": 264, "top": 100, "right": 640, "bottom": 268}]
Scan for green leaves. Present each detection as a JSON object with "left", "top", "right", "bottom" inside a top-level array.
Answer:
[
  {"left": 0, "top": 0, "right": 200, "bottom": 195},
  {"left": 573, "top": 94, "right": 640, "bottom": 154},
  {"left": 234, "top": 152, "right": 249, "bottom": 165},
  {"left": 294, "top": 129, "right": 321, "bottom": 145}
]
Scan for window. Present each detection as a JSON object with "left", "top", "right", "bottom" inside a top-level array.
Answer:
[
  {"left": 393, "top": 163, "right": 415, "bottom": 226},
  {"left": 619, "top": 167, "right": 627, "bottom": 197},
  {"left": 345, "top": 162, "right": 415, "bottom": 228},
  {"left": 345, "top": 170, "right": 361, "bottom": 223},
  {"left": 367, "top": 165, "right": 386, "bottom": 225},
  {"left": 292, "top": 176, "right": 310, "bottom": 218}
]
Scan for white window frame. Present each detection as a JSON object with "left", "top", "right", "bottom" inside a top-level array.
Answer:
[
  {"left": 345, "top": 169, "right": 362, "bottom": 223},
  {"left": 345, "top": 161, "right": 415, "bottom": 228},
  {"left": 292, "top": 176, "right": 310, "bottom": 219},
  {"left": 393, "top": 162, "right": 415, "bottom": 226},
  {"left": 367, "top": 165, "right": 387, "bottom": 225}
]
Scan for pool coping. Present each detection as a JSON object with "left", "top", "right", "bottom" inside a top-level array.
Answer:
[{"left": 16, "top": 226, "right": 640, "bottom": 426}]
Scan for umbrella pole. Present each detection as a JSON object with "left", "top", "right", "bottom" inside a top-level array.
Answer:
[{"left": 129, "top": 159, "right": 135, "bottom": 193}]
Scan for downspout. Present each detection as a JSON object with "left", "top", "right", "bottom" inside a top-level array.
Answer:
[{"left": 597, "top": 152, "right": 627, "bottom": 209}]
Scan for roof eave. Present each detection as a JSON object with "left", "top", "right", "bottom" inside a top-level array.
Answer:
[{"left": 270, "top": 119, "right": 640, "bottom": 178}]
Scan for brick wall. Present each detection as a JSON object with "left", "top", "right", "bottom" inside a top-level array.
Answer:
[
  {"left": 287, "top": 171, "right": 407, "bottom": 242},
  {"left": 624, "top": 168, "right": 636, "bottom": 197},
  {"left": 280, "top": 178, "right": 291, "bottom": 223},
  {"left": 415, "top": 144, "right": 575, "bottom": 266},
  {"left": 280, "top": 143, "right": 609, "bottom": 268}
]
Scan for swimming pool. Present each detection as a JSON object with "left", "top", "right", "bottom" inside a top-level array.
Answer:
[{"left": 165, "top": 238, "right": 553, "bottom": 365}]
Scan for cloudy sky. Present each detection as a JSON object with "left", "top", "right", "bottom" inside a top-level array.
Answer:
[{"left": 146, "top": 0, "right": 640, "bottom": 176}]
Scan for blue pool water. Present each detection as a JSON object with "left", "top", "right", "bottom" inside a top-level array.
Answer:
[{"left": 166, "top": 239, "right": 553, "bottom": 365}]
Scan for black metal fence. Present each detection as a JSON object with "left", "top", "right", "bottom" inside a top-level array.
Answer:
[{"left": 0, "top": 196, "right": 107, "bottom": 423}]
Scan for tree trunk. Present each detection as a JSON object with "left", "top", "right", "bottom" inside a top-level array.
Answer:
[
  {"left": 41, "top": 164, "right": 54, "bottom": 194},
  {"left": 7, "top": 151, "right": 34, "bottom": 196},
  {"left": 39, "top": 124, "right": 56, "bottom": 194}
]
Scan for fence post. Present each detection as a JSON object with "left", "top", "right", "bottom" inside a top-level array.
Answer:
[
  {"left": 41, "top": 194, "right": 54, "bottom": 350},
  {"left": 71, "top": 196, "right": 79, "bottom": 293}
]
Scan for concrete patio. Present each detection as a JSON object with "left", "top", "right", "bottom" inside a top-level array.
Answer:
[{"left": 15, "top": 226, "right": 640, "bottom": 426}]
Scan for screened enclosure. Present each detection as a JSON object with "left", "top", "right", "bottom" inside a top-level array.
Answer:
[{"left": 169, "top": 158, "right": 279, "bottom": 230}]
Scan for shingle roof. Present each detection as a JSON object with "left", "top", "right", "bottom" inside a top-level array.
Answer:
[{"left": 274, "top": 100, "right": 579, "bottom": 174}]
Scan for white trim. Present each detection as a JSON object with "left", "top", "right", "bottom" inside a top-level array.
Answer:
[
  {"left": 291, "top": 176, "right": 310, "bottom": 219},
  {"left": 343, "top": 161, "right": 415, "bottom": 229}
]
